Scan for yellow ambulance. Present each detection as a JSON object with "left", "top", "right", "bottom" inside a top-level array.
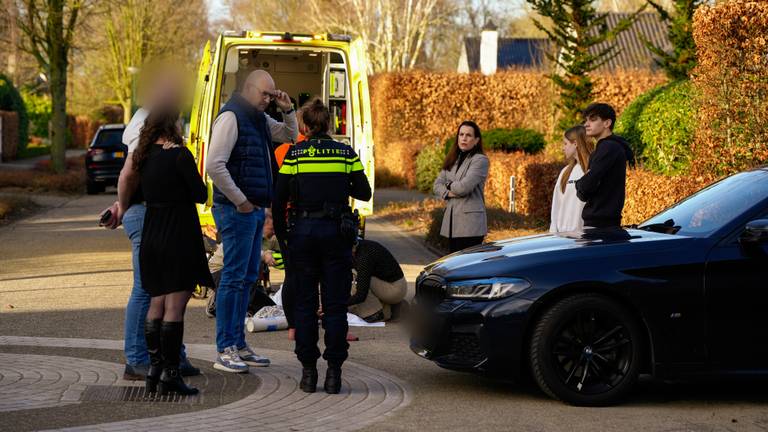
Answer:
[{"left": 187, "top": 31, "right": 375, "bottom": 228}]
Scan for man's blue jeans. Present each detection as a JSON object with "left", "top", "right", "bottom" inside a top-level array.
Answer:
[
  {"left": 122, "top": 204, "right": 187, "bottom": 366},
  {"left": 212, "top": 203, "right": 265, "bottom": 353}
]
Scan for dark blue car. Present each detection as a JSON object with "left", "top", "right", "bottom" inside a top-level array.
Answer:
[
  {"left": 411, "top": 167, "right": 768, "bottom": 406},
  {"left": 85, "top": 124, "right": 127, "bottom": 194}
]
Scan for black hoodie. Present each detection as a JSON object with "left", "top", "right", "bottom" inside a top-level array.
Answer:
[{"left": 575, "top": 134, "right": 635, "bottom": 228}]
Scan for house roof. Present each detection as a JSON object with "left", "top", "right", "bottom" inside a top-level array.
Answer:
[
  {"left": 463, "top": 37, "right": 551, "bottom": 71},
  {"left": 590, "top": 12, "right": 672, "bottom": 70},
  {"left": 461, "top": 12, "right": 671, "bottom": 72}
]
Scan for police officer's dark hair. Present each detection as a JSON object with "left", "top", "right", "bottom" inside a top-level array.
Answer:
[
  {"left": 582, "top": 103, "right": 616, "bottom": 130},
  {"left": 301, "top": 98, "right": 331, "bottom": 137}
]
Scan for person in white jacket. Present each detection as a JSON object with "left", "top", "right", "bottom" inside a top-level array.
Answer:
[{"left": 550, "top": 125, "right": 594, "bottom": 233}]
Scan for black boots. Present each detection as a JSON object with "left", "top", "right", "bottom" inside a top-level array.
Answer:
[
  {"left": 299, "top": 364, "right": 341, "bottom": 394},
  {"left": 157, "top": 321, "right": 198, "bottom": 396},
  {"left": 324, "top": 366, "right": 342, "bottom": 394},
  {"left": 144, "top": 319, "right": 163, "bottom": 394},
  {"left": 300, "top": 365, "right": 318, "bottom": 393}
]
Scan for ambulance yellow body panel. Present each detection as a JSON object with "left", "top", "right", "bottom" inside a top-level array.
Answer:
[{"left": 187, "top": 31, "right": 375, "bottom": 228}]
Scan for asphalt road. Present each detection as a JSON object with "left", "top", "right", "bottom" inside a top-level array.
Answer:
[{"left": 1, "top": 191, "right": 768, "bottom": 431}]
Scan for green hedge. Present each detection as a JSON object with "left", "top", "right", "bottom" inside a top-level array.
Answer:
[
  {"left": 615, "top": 80, "right": 696, "bottom": 174},
  {"left": 415, "top": 141, "right": 445, "bottom": 193},
  {"left": 21, "top": 89, "right": 51, "bottom": 139},
  {"left": 444, "top": 128, "right": 546, "bottom": 155},
  {"left": 0, "top": 74, "right": 29, "bottom": 152}
]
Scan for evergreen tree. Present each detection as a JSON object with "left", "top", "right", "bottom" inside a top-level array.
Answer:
[
  {"left": 643, "top": 0, "right": 702, "bottom": 81},
  {"left": 527, "top": 0, "right": 642, "bottom": 131}
]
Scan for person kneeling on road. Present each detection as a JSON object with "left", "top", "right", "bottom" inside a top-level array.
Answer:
[{"left": 348, "top": 239, "right": 408, "bottom": 323}]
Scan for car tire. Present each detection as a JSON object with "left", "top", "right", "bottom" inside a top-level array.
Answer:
[
  {"left": 86, "top": 180, "right": 104, "bottom": 195},
  {"left": 529, "top": 293, "right": 643, "bottom": 406}
]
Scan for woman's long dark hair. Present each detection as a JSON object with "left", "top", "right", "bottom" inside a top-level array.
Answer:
[
  {"left": 443, "top": 121, "right": 484, "bottom": 171},
  {"left": 132, "top": 107, "right": 183, "bottom": 170}
]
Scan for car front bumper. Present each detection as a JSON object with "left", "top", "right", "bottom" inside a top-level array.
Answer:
[{"left": 410, "top": 294, "right": 534, "bottom": 377}]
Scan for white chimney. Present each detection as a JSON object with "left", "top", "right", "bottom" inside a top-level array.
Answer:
[{"left": 480, "top": 20, "right": 498, "bottom": 75}]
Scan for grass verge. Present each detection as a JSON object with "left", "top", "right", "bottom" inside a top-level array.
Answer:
[
  {"left": 0, "top": 195, "right": 38, "bottom": 226},
  {"left": 0, "top": 156, "right": 85, "bottom": 194},
  {"left": 376, "top": 197, "right": 548, "bottom": 255}
]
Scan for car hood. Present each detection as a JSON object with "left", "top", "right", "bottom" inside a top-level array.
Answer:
[{"left": 424, "top": 228, "right": 692, "bottom": 279}]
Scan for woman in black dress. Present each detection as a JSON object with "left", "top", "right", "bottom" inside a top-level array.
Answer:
[{"left": 133, "top": 108, "right": 213, "bottom": 396}]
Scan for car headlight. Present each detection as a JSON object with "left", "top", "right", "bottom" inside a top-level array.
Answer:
[{"left": 446, "top": 278, "right": 531, "bottom": 300}]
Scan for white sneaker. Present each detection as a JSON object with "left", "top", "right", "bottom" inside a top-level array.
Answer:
[
  {"left": 213, "top": 346, "right": 249, "bottom": 373},
  {"left": 238, "top": 345, "right": 271, "bottom": 367}
]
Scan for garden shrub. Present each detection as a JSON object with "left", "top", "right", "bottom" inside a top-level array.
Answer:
[
  {"left": 616, "top": 80, "right": 696, "bottom": 175},
  {"left": 692, "top": 1, "right": 768, "bottom": 175},
  {"left": 444, "top": 128, "right": 546, "bottom": 155},
  {"left": 0, "top": 74, "right": 29, "bottom": 152},
  {"left": 614, "top": 85, "right": 667, "bottom": 157},
  {"left": 21, "top": 89, "right": 52, "bottom": 139},
  {"left": 415, "top": 141, "right": 445, "bottom": 193}
]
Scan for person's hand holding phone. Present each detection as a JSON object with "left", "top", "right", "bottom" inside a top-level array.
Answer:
[{"left": 99, "top": 201, "right": 121, "bottom": 229}]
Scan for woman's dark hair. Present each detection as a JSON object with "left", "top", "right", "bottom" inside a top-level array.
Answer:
[
  {"left": 443, "top": 121, "right": 484, "bottom": 171},
  {"left": 132, "top": 107, "right": 183, "bottom": 170},
  {"left": 301, "top": 98, "right": 331, "bottom": 138}
]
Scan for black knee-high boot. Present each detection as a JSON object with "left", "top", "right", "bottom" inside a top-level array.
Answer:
[
  {"left": 144, "top": 319, "right": 163, "bottom": 394},
  {"left": 158, "top": 321, "right": 198, "bottom": 396}
]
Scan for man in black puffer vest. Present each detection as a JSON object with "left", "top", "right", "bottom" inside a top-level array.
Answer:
[
  {"left": 575, "top": 103, "right": 636, "bottom": 229},
  {"left": 206, "top": 70, "right": 298, "bottom": 373}
]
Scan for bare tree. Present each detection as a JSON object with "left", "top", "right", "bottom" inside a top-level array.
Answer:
[
  {"left": 15, "top": 0, "right": 93, "bottom": 173},
  {"left": 67, "top": 0, "right": 209, "bottom": 120},
  {"left": 309, "top": 0, "right": 448, "bottom": 73},
  {"left": 103, "top": 0, "right": 149, "bottom": 123},
  {"left": 224, "top": 0, "right": 314, "bottom": 33}
]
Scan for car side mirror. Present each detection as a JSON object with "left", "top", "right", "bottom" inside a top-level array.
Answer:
[
  {"left": 741, "top": 219, "right": 768, "bottom": 244},
  {"left": 739, "top": 219, "right": 768, "bottom": 257}
]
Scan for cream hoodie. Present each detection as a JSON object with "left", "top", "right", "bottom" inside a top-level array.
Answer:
[{"left": 550, "top": 163, "right": 587, "bottom": 233}]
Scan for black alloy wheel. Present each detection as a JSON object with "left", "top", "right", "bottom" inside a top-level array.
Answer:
[{"left": 530, "top": 294, "right": 643, "bottom": 406}]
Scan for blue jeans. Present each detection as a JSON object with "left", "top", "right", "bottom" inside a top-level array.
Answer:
[
  {"left": 212, "top": 203, "right": 265, "bottom": 353},
  {"left": 122, "top": 204, "right": 187, "bottom": 366}
]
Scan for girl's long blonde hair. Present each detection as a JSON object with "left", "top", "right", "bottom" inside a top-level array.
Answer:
[{"left": 561, "top": 125, "right": 594, "bottom": 193}]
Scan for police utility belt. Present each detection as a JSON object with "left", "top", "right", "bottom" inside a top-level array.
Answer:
[{"left": 289, "top": 204, "right": 360, "bottom": 243}]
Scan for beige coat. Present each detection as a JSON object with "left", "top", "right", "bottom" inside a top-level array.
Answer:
[{"left": 433, "top": 153, "right": 489, "bottom": 238}]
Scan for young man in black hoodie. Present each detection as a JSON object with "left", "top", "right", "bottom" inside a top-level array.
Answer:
[{"left": 575, "top": 103, "right": 635, "bottom": 228}]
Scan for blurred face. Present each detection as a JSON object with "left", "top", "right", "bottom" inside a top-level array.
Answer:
[
  {"left": 563, "top": 136, "right": 577, "bottom": 159},
  {"left": 583, "top": 115, "right": 612, "bottom": 138},
  {"left": 263, "top": 217, "right": 274, "bottom": 238},
  {"left": 457, "top": 125, "right": 479, "bottom": 152}
]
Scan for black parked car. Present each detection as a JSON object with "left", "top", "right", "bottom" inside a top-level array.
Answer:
[
  {"left": 411, "top": 167, "right": 768, "bottom": 406},
  {"left": 85, "top": 124, "right": 127, "bottom": 194}
]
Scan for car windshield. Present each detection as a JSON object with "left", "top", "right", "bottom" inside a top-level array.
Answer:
[
  {"left": 92, "top": 129, "right": 124, "bottom": 148},
  {"left": 638, "top": 169, "right": 768, "bottom": 237}
]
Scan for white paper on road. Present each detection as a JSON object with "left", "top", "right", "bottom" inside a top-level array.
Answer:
[
  {"left": 347, "top": 313, "right": 385, "bottom": 327},
  {"left": 268, "top": 286, "right": 386, "bottom": 328}
]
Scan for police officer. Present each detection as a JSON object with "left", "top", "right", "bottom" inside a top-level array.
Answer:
[{"left": 273, "top": 98, "right": 372, "bottom": 394}]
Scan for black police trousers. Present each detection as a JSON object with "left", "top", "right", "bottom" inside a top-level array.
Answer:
[{"left": 288, "top": 218, "right": 352, "bottom": 367}]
